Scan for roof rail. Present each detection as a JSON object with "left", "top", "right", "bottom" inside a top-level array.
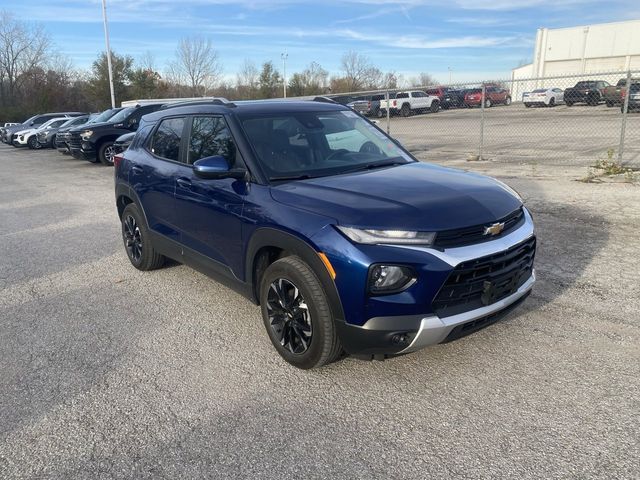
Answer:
[
  {"left": 121, "top": 97, "right": 236, "bottom": 108},
  {"left": 312, "top": 96, "right": 339, "bottom": 104},
  {"left": 160, "top": 97, "right": 236, "bottom": 109}
]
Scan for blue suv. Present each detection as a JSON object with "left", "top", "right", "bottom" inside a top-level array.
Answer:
[{"left": 114, "top": 98, "right": 536, "bottom": 369}]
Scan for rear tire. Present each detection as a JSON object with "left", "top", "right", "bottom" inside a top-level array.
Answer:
[
  {"left": 565, "top": 100, "right": 574, "bottom": 107},
  {"left": 400, "top": 103, "right": 411, "bottom": 117},
  {"left": 260, "top": 256, "right": 342, "bottom": 369},
  {"left": 121, "top": 203, "right": 165, "bottom": 271},
  {"left": 524, "top": 103, "right": 531, "bottom": 108},
  {"left": 484, "top": 98, "right": 492, "bottom": 108},
  {"left": 606, "top": 100, "right": 614, "bottom": 107}
]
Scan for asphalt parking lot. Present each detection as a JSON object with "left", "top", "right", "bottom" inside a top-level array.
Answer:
[{"left": 1, "top": 123, "right": 639, "bottom": 478}]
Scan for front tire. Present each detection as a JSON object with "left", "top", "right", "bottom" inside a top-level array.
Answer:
[
  {"left": 121, "top": 203, "right": 165, "bottom": 271},
  {"left": 504, "top": 96, "right": 512, "bottom": 106},
  {"left": 484, "top": 98, "right": 492, "bottom": 108},
  {"left": 27, "top": 136, "right": 39, "bottom": 149},
  {"left": 260, "top": 256, "right": 342, "bottom": 369},
  {"left": 548, "top": 97, "right": 555, "bottom": 107},
  {"left": 98, "top": 141, "right": 117, "bottom": 165},
  {"left": 430, "top": 101, "right": 440, "bottom": 113}
]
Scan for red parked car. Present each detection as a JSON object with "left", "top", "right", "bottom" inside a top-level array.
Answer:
[{"left": 464, "top": 85, "right": 512, "bottom": 108}]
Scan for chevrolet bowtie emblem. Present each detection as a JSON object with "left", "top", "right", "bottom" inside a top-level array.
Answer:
[{"left": 484, "top": 222, "right": 505, "bottom": 236}]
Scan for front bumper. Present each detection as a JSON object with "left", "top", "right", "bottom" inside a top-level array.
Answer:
[
  {"left": 12, "top": 136, "right": 28, "bottom": 146},
  {"left": 400, "top": 271, "right": 534, "bottom": 353},
  {"left": 332, "top": 209, "right": 536, "bottom": 357},
  {"left": 70, "top": 145, "right": 96, "bottom": 160}
]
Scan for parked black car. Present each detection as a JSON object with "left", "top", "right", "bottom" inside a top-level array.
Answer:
[
  {"left": 563, "top": 80, "right": 610, "bottom": 106},
  {"left": 37, "top": 115, "right": 91, "bottom": 148},
  {"left": 112, "top": 132, "right": 135, "bottom": 155},
  {"left": 56, "top": 108, "right": 123, "bottom": 154},
  {"left": 1, "top": 112, "right": 84, "bottom": 144},
  {"left": 68, "top": 104, "right": 163, "bottom": 165}
]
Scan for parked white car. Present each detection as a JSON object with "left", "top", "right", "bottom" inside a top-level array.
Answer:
[
  {"left": 379, "top": 90, "right": 440, "bottom": 117},
  {"left": 12, "top": 117, "right": 70, "bottom": 149},
  {"left": 523, "top": 88, "right": 564, "bottom": 107}
]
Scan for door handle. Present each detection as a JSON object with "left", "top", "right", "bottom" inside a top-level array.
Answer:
[
  {"left": 176, "top": 177, "right": 192, "bottom": 189},
  {"left": 131, "top": 166, "right": 143, "bottom": 175}
]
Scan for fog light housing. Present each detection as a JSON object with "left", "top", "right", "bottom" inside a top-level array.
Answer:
[{"left": 368, "top": 264, "right": 416, "bottom": 295}]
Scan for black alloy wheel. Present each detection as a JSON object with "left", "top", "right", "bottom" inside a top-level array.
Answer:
[
  {"left": 260, "top": 256, "right": 342, "bottom": 369},
  {"left": 123, "top": 214, "right": 143, "bottom": 264},
  {"left": 120, "top": 203, "right": 165, "bottom": 271},
  {"left": 266, "top": 278, "right": 313, "bottom": 355}
]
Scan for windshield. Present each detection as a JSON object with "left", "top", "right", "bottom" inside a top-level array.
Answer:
[
  {"left": 107, "top": 107, "right": 135, "bottom": 124},
  {"left": 575, "top": 82, "right": 595, "bottom": 88},
  {"left": 60, "top": 117, "right": 85, "bottom": 128},
  {"left": 241, "top": 110, "right": 414, "bottom": 181},
  {"left": 39, "top": 118, "right": 62, "bottom": 129},
  {"left": 90, "top": 108, "right": 120, "bottom": 124},
  {"left": 532, "top": 89, "right": 546, "bottom": 93}
]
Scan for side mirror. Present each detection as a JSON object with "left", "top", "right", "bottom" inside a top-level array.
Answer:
[
  {"left": 127, "top": 118, "right": 138, "bottom": 130},
  {"left": 193, "top": 156, "right": 246, "bottom": 180}
]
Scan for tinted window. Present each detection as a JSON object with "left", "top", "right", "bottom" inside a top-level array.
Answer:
[
  {"left": 150, "top": 117, "right": 185, "bottom": 162},
  {"left": 413, "top": 91, "right": 426, "bottom": 97},
  {"left": 397, "top": 93, "right": 409, "bottom": 99},
  {"left": 188, "top": 116, "right": 236, "bottom": 166}
]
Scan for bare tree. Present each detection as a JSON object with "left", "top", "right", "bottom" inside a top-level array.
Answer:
[
  {"left": 0, "top": 11, "right": 50, "bottom": 104},
  {"left": 409, "top": 72, "right": 437, "bottom": 88},
  {"left": 169, "top": 36, "right": 222, "bottom": 96},
  {"left": 236, "top": 59, "right": 259, "bottom": 99},
  {"left": 340, "top": 51, "right": 381, "bottom": 91}
]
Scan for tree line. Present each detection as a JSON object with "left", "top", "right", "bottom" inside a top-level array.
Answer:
[{"left": 0, "top": 11, "right": 436, "bottom": 122}]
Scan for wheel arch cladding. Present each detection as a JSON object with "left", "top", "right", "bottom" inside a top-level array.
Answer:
[{"left": 245, "top": 227, "right": 345, "bottom": 322}]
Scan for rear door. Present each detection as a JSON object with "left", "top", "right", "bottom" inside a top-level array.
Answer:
[
  {"left": 129, "top": 116, "right": 186, "bottom": 243},
  {"left": 172, "top": 115, "right": 246, "bottom": 274}
]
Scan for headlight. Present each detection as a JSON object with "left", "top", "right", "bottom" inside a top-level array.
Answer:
[
  {"left": 368, "top": 264, "right": 416, "bottom": 294},
  {"left": 80, "top": 130, "right": 93, "bottom": 140},
  {"left": 494, "top": 179, "right": 522, "bottom": 201},
  {"left": 336, "top": 226, "right": 435, "bottom": 245}
]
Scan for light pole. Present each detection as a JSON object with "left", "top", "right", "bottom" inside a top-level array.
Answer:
[
  {"left": 101, "top": 0, "right": 116, "bottom": 108},
  {"left": 448, "top": 66, "right": 452, "bottom": 85},
  {"left": 281, "top": 52, "right": 288, "bottom": 98}
]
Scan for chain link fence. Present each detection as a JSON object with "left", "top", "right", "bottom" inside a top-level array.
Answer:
[{"left": 322, "top": 70, "right": 640, "bottom": 170}]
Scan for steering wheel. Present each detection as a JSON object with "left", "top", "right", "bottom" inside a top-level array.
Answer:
[
  {"left": 326, "top": 148, "right": 350, "bottom": 161},
  {"left": 359, "top": 141, "right": 381, "bottom": 155}
]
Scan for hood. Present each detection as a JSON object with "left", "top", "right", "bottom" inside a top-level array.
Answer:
[
  {"left": 270, "top": 162, "right": 522, "bottom": 231},
  {"left": 68, "top": 121, "right": 113, "bottom": 133},
  {"left": 15, "top": 128, "right": 35, "bottom": 136}
]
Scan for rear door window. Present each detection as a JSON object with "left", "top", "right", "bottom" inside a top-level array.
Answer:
[{"left": 150, "top": 117, "right": 185, "bottom": 162}]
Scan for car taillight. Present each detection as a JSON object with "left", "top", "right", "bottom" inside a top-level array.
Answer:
[
  {"left": 113, "top": 154, "right": 124, "bottom": 169},
  {"left": 367, "top": 101, "right": 371, "bottom": 108},
  {"left": 393, "top": 100, "right": 397, "bottom": 107}
]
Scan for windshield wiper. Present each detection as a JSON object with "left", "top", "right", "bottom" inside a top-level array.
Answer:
[
  {"left": 344, "top": 159, "right": 405, "bottom": 174},
  {"left": 270, "top": 174, "right": 313, "bottom": 182}
]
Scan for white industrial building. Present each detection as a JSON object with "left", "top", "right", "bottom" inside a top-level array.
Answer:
[{"left": 510, "top": 19, "right": 640, "bottom": 100}]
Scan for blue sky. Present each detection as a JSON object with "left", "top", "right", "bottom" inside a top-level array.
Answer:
[{"left": 2, "top": 0, "right": 637, "bottom": 83}]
